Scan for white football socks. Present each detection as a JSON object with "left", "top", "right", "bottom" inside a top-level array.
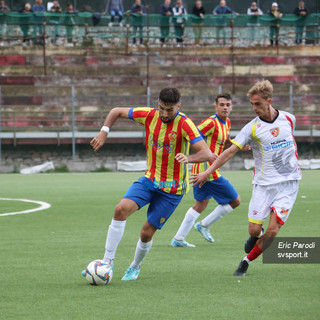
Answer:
[
  {"left": 200, "top": 204, "right": 233, "bottom": 228},
  {"left": 243, "top": 256, "right": 252, "bottom": 264},
  {"left": 174, "top": 207, "right": 200, "bottom": 241},
  {"left": 130, "top": 238, "right": 153, "bottom": 270},
  {"left": 103, "top": 219, "right": 126, "bottom": 264}
]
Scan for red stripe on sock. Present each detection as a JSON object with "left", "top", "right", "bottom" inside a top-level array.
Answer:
[{"left": 247, "top": 243, "right": 263, "bottom": 261}]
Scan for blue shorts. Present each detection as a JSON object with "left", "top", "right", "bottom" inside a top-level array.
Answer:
[
  {"left": 123, "top": 176, "right": 183, "bottom": 229},
  {"left": 193, "top": 176, "right": 238, "bottom": 205}
]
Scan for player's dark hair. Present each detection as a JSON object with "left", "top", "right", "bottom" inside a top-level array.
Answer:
[
  {"left": 215, "top": 93, "right": 232, "bottom": 104},
  {"left": 159, "top": 87, "right": 181, "bottom": 105}
]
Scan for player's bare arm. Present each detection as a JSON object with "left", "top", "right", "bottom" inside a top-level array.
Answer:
[
  {"left": 90, "top": 107, "right": 130, "bottom": 152},
  {"left": 191, "top": 143, "right": 240, "bottom": 187},
  {"left": 175, "top": 140, "right": 212, "bottom": 164}
]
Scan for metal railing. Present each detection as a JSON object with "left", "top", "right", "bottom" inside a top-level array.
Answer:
[
  {"left": 0, "top": 13, "right": 319, "bottom": 48},
  {"left": 1, "top": 85, "right": 319, "bottom": 159}
]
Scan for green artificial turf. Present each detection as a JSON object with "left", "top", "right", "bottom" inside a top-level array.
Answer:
[{"left": 0, "top": 171, "right": 319, "bottom": 320}]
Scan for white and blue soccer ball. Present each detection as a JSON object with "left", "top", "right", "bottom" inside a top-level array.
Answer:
[{"left": 85, "top": 259, "right": 113, "bottom": 285}]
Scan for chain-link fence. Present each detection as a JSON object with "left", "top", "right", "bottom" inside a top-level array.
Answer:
[{"left": 0, "top": 84, "right": 319, "bottom": 152}]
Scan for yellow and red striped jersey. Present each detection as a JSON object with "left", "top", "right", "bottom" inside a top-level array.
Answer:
[
  {"left": 192, "top": 114, "right": 231, "bottom": 180},
  {"left": 129, "top": 107, "right": 203, "bottom": 195}
]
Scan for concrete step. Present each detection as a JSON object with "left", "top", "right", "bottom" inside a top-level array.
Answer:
[
  {"left": 0, "top": 76, "right": 35, "bottom": 85},
  {"left": 2, "top": 94, "right": 319, "bottom": 108},
  {"left": 1, "top": 84, "right": 320, "bottom": 98},
  {"left": 1, "top": 64, "right": 320, "bottom": 77},
  {"left": 1, "top": 54, "right": 320, "bottom": 67},
  {"left": 0, "top": 65, "right": 142, "bottom": 76},
  {"left": 1, "top": 74, "right": 320, "bottom": 87},
  {"left": 0, "top": 86, "right": 148, "bottom": 96},
  {"left": 1, "top": 44, "right": 320, "bottom": 57}
]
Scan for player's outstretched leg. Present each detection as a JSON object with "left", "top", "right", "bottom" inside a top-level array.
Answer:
[
  {"left": 100, "top": 199, "right": 137, "bottom": 279},
  {"left": 103, "top": 219, "right": 127, "bottom": 265},
  {"left": 235, "top": 214, "right": 281, "bottom": 276},
  {"left": 234, "top": 242, "right": 262, "bottom": 276},
  {"left": 81, "top": 218, "right": 126, "bottom": 277},
  {"left": 121, "top": 238, "right": 153, "bottom": 281},
  {"left": 234, "top": 259, "right": 249, "bottom": 276},
  {"left": 171, "top": 207, "right": 199, "bottom": 247},
  {"left": 195, "top": 196, "right": 239, "bottom": 242},
  {"left": 122, "top": 222, "right": 155, "bottom": 281}
]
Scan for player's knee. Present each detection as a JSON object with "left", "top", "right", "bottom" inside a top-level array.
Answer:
[
  {"left": 140, "top": 229, "right": 153, "bottom": 242},
  {"left": 114, "top": 202, "right": 129, "bottom": 220},
  {"left": 230, "top": 195, "right": 241, "bottom": 209},
  {"left": 140, "top": 222, "right": 157, "bottom": 242},
  {"left": 192, "top": 200, "right": 208, "bottom": 213},
  {"left": 248, "top": 224, "right": 262, "bottom": 237}
]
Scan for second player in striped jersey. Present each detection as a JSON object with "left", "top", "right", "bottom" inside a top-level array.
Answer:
[{"left": 172, "top": 93, "right": 249, "bottom": 247}]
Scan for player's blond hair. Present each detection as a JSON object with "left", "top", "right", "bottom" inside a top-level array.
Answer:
[{"left": 247, "top": 80, "right": 273, "bottom": 100}]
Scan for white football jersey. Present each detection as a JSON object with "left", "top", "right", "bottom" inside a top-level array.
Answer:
[{"left": 232, "top": 110, "right": 301, "bottom": 185}]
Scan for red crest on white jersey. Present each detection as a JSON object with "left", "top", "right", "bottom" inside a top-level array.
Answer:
[{"left": 270, "top": 127, "right": 279, "bottom": 137}]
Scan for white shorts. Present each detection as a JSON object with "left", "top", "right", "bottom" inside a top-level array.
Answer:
[{"left": 248, "top": 180, "right": 299, "bottom": 225}]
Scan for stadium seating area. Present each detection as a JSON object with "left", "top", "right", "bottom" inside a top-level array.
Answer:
[{"left": 0, "top": 46, "right": 320, "bottom": 145}]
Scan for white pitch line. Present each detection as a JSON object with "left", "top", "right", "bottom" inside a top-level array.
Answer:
[{"left": 0, "top": 198, "right": 51, "bottom": 217}]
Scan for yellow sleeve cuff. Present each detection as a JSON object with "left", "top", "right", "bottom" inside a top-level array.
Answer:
[{"left": 231, "top": 140, "right": 243, "bottom": 150}]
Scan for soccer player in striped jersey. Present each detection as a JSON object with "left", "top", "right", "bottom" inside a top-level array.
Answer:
[
  {"left": 87, "top": 87, "right": 213, "bottom": 281},
  {"left": 171, "top": 93, "right": 245, "bottom": 247},
  {"left": 191, "top": 80, "right": 301, "bottom": 276}
]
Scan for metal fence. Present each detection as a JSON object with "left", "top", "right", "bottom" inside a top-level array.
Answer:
[{"left": 1, "top": 85, "right": 320, "bottom": 161}]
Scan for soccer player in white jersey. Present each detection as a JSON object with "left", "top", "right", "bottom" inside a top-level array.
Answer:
[{"left": 191, "top": 80, "right": 301, "bottom": 276}]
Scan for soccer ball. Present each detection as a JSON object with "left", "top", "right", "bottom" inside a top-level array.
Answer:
[{"left": 85, "top": 259, "right": 113, "bottom": 285}]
